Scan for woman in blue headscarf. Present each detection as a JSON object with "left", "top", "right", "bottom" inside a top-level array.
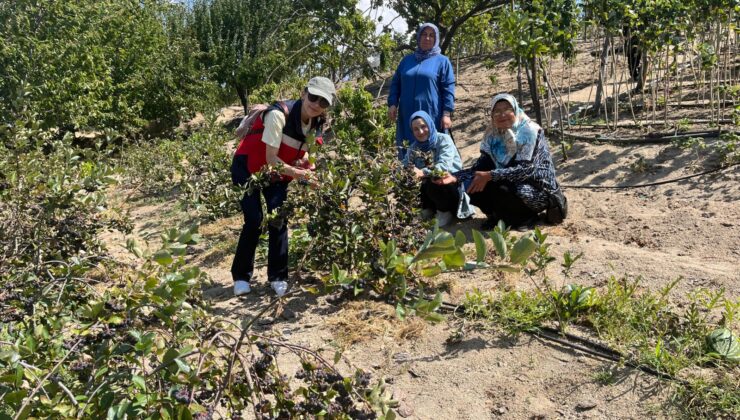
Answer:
[
  {"left": 404, "top": 110, "right": 474, "bottom": 227},
  {"left": 438, "top": 93, "right": 566, "bottom": 230},
  {"left": 388, "top": 23, "right": 456, "bottom": 161}
]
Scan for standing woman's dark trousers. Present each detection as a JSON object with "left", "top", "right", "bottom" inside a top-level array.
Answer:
[
  {"left": 469, "top": 181, "right": 539, "bottom": 227},
  {"left": 420, "top": 179, "right": 459, "bottom": 212},
  {"left": 231, "top": 181, "right": 289, "bottom": 283}
]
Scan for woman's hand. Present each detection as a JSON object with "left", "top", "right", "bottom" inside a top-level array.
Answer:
[
  {"left": 295, "top": 168, "right": 319, "bottom": 188},
  {"left": 441, "top": 115, "right": 452, "bottom": 130},
  {"left": 466, "top": 171, "right": 492, "bottom": 194},
  {"left": 433, "top": 173, "right": 457, "bottom": 185},
  {"left": 413, "top": 167, "right": 425, "bottom": 179},
  {"left": 292, "top": 157, "right": 314, "bottom": 170},
  {"left": 388, "top": 105, "right": 397, "bottom": 122}
]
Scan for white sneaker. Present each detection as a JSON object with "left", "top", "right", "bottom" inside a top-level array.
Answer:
[
  {"left": 233, "top": 280, "right": 251, "bottom": 296},
  {"left": 270, "top": 280, "right": 288, "bottom": 297},
  {"left": 436, "top": 210, "right": 454, "bottom": 227},
  {"left": 420, "top": 208, "right": 435, "bottom": 220}
]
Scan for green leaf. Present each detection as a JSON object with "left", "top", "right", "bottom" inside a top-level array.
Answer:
[
  {"left": 419, "top": 227, "right": 437, "bottom": 250},
  {"left": 490, "top": 231, "right": 507, "bottom": 259},
  {"left": 706, "top": 328, "right": 740, "bottom": 361},
  {"left": 422, "top": 312, "right": 445, "bottom": 323},
  {"left": 420, "top": 264, "right": 442, "bottom": 277},
  {"left": 432, "top": 231, "right": 455, "bottom": 248},
  {"left": 131, "top": 375, "right": 146, "bottom": 391},
  {"left": 153, "top": 249, "right": 173, "bottom": 266},
  {"left": 454, "top": 230, "right": 467, "bottom": 248},
  {"left": 0, "top": 374, "right": 19, "bottom": 385},
  {"left": 331, "top": 263, "right": 347, "bottom": 283},
  {"left": 442, "top": 249, "right": 465, "bottom": 269},
  {"left": 510, "top": 236, "right": 537, "bottom": 265},
  {"left": 144, "top": 277, "right": 159, "bottom": 291},
  {"left": 176, "top": 230, "right": 193, "bottom": 244},
  {"left": 169, "top": 243, "right": 187, "bottom": 256},
  {"left": 395, "top": 303, "right": 407, "bottom": 320},
  {"left": 302, "top": 286, "right": 320, "bottom": 294},
  {"left": 429, "top": 292, "right": 443, "bottom": 311},
  {"left": 95, "top": 367, "right": 109, "bottom": 380},
  {"left": 174, "top": 358, "right": 191, "bottom": 373},
  {"left": 84, "top": 301, "right": 105, "bottom": 320},
  {"left": 126, "top": 238, "right": 144, "bottom": 258},
  {"left": 412, "top": 244, "right": 457, "bottom": 262},
  {"left": 0, "top": 350, "right": 20, "bottom": 364},
  {"left": 3, "top": 389, "right": 27, "bottom": 406},
  {"left": 472, "top": 230, "right": 487, "bottom": 263},
  {"left": 162, "top": 348, "right": 179, "bottom": 372},
  {"left": 179, "top": 406, "right": 194, "bottom": 420}
]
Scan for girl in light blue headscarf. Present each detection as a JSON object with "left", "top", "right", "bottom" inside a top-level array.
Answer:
[
  {"left": 388, "top": 23, "right": 456, "bottom": 161},
  {"left": 404, "top": 110, "right": 474, "bottom": 227}
]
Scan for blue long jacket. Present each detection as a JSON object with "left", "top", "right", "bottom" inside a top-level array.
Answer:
[{"left": 388, "top": 54, "right": 455, "bottom": 152}]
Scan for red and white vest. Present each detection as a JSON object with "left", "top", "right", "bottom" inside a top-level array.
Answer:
[{"left": 234, "top": 100, "right": 324, "bottom": 181}]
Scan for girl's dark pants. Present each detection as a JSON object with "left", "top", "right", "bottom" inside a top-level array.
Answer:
[
  {"left": 420, "top": 179, "right": 459, "bottom": 212},
  {"left": 231, "top": 180, "right": 289, "bottom": 283},
  {"left": 469, "top": 181, "right": 538, "bottom": 227}
]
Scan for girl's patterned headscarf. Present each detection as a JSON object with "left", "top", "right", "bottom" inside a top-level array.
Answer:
[
  {"left": 409, "top": 110, "right": 438, "bottom": 152},
  {"left": 481, "top": 93, "right": 540, "bottom": 168},
  {"left": 414, "top": 23, "right": 442, "bottom": 62}
]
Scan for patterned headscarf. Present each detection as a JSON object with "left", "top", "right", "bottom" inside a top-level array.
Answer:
[
  {"left": 481, "top": 93, "right": 540, "bottom": 168},
  {"left": 409, "top": 110, "right": 438, "bottom": 152},
  {"left": 414, "top": 23, "right": 442, "bottom": 62}
]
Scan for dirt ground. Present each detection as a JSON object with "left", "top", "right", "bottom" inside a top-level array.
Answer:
[{"left": 102, "top": 44, "right": 739, "bottom": 419}]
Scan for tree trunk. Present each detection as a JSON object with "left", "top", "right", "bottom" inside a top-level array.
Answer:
[
  {"left": 517, "top": 59, "right": 524, "bottom": 105},
  {"left": 526, "top": 55, "right": 542, "bottom": 126},
  {"left": 594, "top": 36, "right": 611, "bottom": 115},
  {"left": 236, "top": 83, "right": 249, "bottom": 114}
]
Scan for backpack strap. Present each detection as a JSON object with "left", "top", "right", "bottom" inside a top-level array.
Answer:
[
  {"left": 276, "top": 101, "right": 289, "bottom": 117},
  {"left": 242, "top": 101, "right": 290, "bottom": 137}
]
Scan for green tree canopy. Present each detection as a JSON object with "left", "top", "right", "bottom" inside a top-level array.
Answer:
[
  {"left": 0, "top": 0, "right": 213, "bottom": 134},
  {"left": 378, "top": 0, "right": 509, "bottom": 53},
  {"left": 191, "top": 0, "right": 388, "bottom": 112}
]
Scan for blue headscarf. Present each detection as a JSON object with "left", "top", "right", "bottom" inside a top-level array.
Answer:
[
  {"left": 414, "top": 23, "right": 442, "bottom": 62},
  {"left": 481, "top": 93, "right": 540, "bottom": 168},
  {"left": 409, "top": 110, "right": 438, "bottom": 152}
]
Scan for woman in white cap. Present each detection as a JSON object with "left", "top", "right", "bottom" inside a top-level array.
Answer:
[{"left": 230, "top": 76, "right": 336, "bottom": 297}]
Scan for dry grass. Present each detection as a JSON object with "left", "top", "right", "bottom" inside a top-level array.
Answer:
[
  {"left": 395, "top": 318, "right": 426, "bottom": 340},
  {"left": 194, "top": 215, "right": 242, "bottom": 267},
  {"left": 326, "top": 300, "right": 430, "bottom": 346},
  {"left": 199, "top": 214, "right": 241, "bottom": 237},
  {"left": 326, "top": 300, "right": 396, "bottom": 346}
]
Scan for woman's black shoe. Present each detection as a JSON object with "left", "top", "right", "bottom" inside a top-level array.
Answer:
[
  {"left": 481, "top": 216, "right": 499, "bottom": 231},
  {"left": 513, "top": 216, "right": 540, "bottom": 232}
]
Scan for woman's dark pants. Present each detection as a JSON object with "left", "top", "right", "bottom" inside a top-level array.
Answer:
[
  {"left": 469, "top": 181, "right": 538, "bottom": 227},
  {"left": 231, "top": 181, "right": 289, "bottom": 283},
  {"left": 420, "top": 179, "right": 459, "bottom": 212}
]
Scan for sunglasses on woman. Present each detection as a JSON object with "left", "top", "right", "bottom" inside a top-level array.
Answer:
[{"left": 307, "top": 93, "right": 330, "bottom": 108}]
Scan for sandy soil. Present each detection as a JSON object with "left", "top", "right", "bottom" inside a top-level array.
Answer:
[{"left": 102, "top": 44, "right": 739, "bottom": 419}]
